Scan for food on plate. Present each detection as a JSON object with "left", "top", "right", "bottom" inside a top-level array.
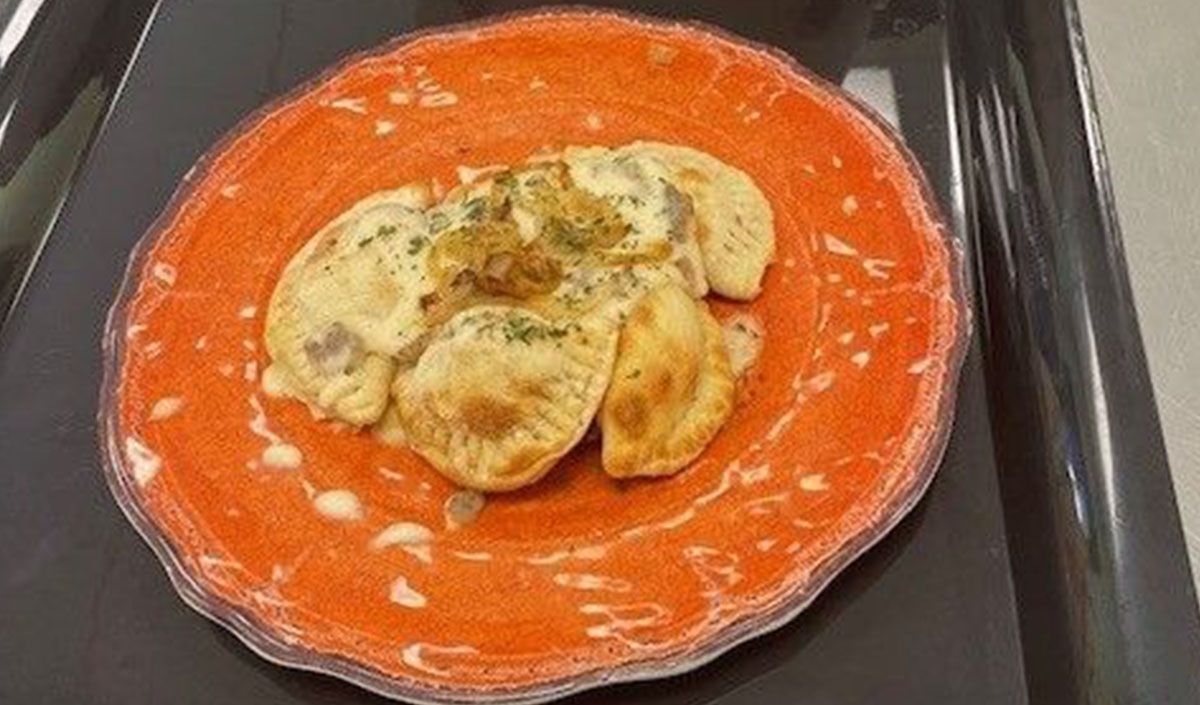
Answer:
[
  {"left": 107, "top": 14, "right": 971, "bottom": 701},
  {"left": 600, "top": 283, "right": 736, "bottom": 478},
  {"left": 392, "top": 305, "right": 618, "bottom": 492},
  {"left": 262, "top": 142, "right": 775, "bottom": 491},
  {"left": 562, "top": 146, "right": 710, "bottom": 297},
  {"left": 720, "top": 312, "right": 767, "bottom": 378},
  {"left": 624, "top": 141, "right": 775, "bottom": 300},
  {"left": 264, "top": 184, "right": 433, "bottom": 425}
]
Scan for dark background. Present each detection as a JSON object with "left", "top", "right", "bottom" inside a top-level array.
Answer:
[{"left": 0, "top": 1, "right": 1195, "bottom": 704}]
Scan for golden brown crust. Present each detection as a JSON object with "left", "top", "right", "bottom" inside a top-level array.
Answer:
[
  {"left": 267, "top": 143, "right": 760, "bottom": 485},
  {"left": 460, "top": 396, "right": 522, "bottom": 439},
  {"left": 393, "top": 305, "right": 619, "bottom": 491},
  {"left": 600, "top": 284, "right": 736, "bottom": 478}
]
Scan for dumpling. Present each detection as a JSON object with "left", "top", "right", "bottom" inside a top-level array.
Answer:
[
  {"left": 420, "top": 161, "right": 682, "bottom": 324},
  {"left": 623, "top": 142, "right": 775, "bottom": 300},
  {"left": 563, "top": 146, "right": 709, "bottom": 298},
  {"left": 264, "top": 184, "right": 434, "bottom": 425},
  {"left": 539, "top": 262, "right": 682, "bottom": 323},
  {"left": 435, "top": 162, "right": 628, "bottom": 253},
  {"left": 370, "top": 401, "right": 408, "bottom": 448},
  {"left": 392, "top": 305, "right": 619, "bottom": 492},
  {"left": 600, "top": 283, "right": 736, "bottom": 478},
  {"left": 420, "top": 163, "right": 630, "bottom": 324}
]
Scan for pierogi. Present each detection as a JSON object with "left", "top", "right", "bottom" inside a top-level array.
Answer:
[{"left": 263, "top": 142, "right": 773, "bottom": 491}]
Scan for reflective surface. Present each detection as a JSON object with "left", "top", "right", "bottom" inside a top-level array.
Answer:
[
  {"left": 949, "top": 0, "right": 1200, "bottom": 702},
  {"left": 0, "top": 0, "right": 157, "bottom": 328},
  {"left": 0, "top": 0, "right": 1195, "bottom": 703}
]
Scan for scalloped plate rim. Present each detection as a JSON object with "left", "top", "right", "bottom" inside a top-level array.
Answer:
[{"left": 97, "top": 6, "right": 973, "bottom": 704}]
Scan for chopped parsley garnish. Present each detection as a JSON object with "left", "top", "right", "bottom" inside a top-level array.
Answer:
[
  {"left": 406, "top": 235, "right": 428, "bottom": 255},
  {"left": 377, "top": 224, "right": 398, "bottom": 237},
  {"left": 502, "top": 316, "right": 575, "bottom": 345},
  {"left": 464, "top": 197, "right": 487, "bottom": 221},
  {"left": 558, "top": 291, "right": 583, "bottom": 309},
  {"left": 429, "top": 212, "right": 450, "bottom": 233},
  {"left": 547, "top": 218, "right": 590, "bottom": 253},
  {"left": 502, "top": 316, "right": 540, "bottom": 344}
]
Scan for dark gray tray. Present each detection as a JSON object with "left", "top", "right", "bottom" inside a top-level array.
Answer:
[{"left": 1, "top": 1, "right": 1196, "bottom": 703}]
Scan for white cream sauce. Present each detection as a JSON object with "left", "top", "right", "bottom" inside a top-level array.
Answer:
[
  {"left": 124, "top": 436, "right": 162, "bottom": 487},
  {"left": 261, "top": 443, "right": 302, "bottom": 469},
  {"left": 371, "top": 522, "right": 434, "bottom": 563},
  {"left": 312, "top": 489, "right": 363, "bottom": 521},
  {"left": 148, "top": 397, "right": 183, "bottom": 421},
  {"left": 388, "top": 576, "right": 427, "bottom": 608}
]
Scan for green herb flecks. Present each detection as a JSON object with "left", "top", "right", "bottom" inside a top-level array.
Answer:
[
  {"left": 495, "top": 171, "right": 517, "bottom": 189},
  {"left": 502, "top": 316, "right": 575, "bottom": 345},
  {"left": 464, "top": 197, "right": 488, "bottom": 221},
  {"left": 406, "top": 235, "right": 428, "bottom": 255},
  {"left": 547, "top": 218, "right": 591, "bottom": 253}
]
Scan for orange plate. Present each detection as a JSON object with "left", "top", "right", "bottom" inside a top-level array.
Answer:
[{"left": 101, "top": 8, "right": 969, "bottom": 704}]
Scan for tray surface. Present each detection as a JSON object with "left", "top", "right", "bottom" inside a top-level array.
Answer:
[
  {"left": 101, "top": 8, "right": 966, "bottom": 703},
  {"left": 2, "top": 2, "right": 1032, "bottom": 704}
]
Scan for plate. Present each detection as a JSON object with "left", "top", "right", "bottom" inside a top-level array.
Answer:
[{"left": 100, "top": 8, "right": 969, "bottom": 704}]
